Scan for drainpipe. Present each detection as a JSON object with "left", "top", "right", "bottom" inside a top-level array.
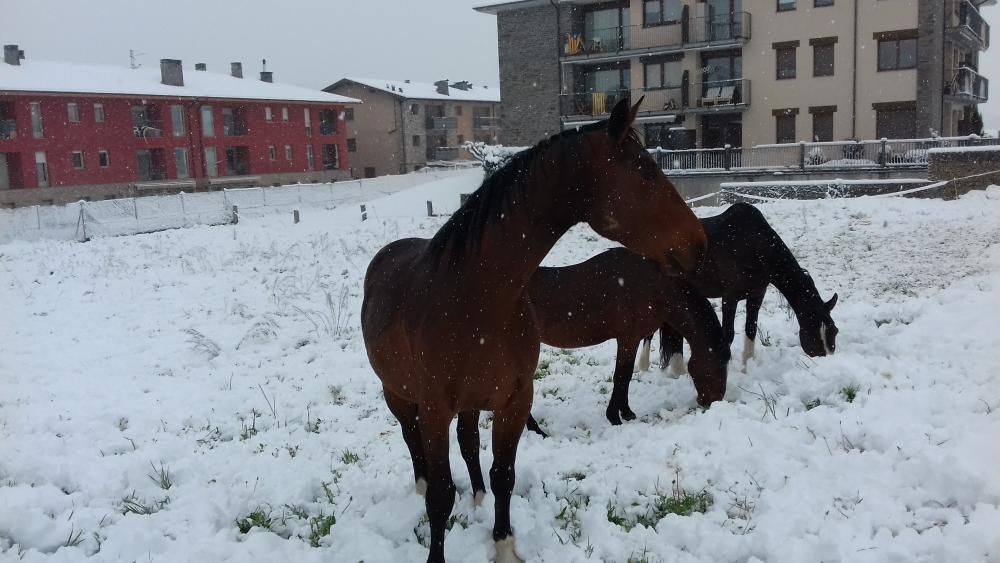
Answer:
[
  {"left": 851, "top": 0, "right": 859, "bottom": 138},
  {"left": 551, "top": 0, "right": 564, "bottom": 131}
]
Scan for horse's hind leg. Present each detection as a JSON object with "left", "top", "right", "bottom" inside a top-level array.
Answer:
[
  {"left": 660, "top": 323, "right": 686, "bottom": 377},
  {"left": 383, "top": 387, "right": 427, "bottom": 495},
  {"left": 456, "top": 411, "right": 487, "bottom": 506},
  {"left": 743, "top": 287, "right": 767, "bottom": 364},
  {"left": 606, "top": 339, "right": 639, "bottom": 425},
  {"left": 418, "top": 405, "right": 457, "bottom": 563},
  {"left": 491, "top": 385, "right": 531, "bottom": 563}
]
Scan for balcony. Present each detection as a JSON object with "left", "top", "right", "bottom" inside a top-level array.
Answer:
[
  {"left": 560, "top": 79, "right": 750, "bottom": 121},
  {"left": 473, "top": 116, "right": 499, "bottom": 130},
  {"left": 426, "top": 116, "right": 458, "bottom": 130},
  {"left": 429, "top": 147, "right": 461, "bottom": 161},
  {"left": 945, "top": 66, "right": 989, "bottom": 103},
  {"left": 0, "top": 119, "right": 15, "bottom": 140},
  {"left": 947, "top": 0, "right": 990, "bottom": 51},
  {"left": 561, "top": 12, "right": 750, "bottom": 63}
]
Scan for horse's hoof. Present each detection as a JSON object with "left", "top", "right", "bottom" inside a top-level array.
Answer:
[
  {"left": 474, "top": 490, "right": 486, "bottom": 507},
  {"left": 415, "top": 478, "right": 428, "bottom": 496},
  {"left": 621, "top": 407, "right": 637, "bottom": 421},
  {"left": 494, "top": 537, "right": 524, "bottom": 563},
  {"left": 606, "top": 410, "right": 623, "bottom": 426}
]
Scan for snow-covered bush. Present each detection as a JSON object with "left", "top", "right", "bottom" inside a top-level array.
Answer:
[
  {"left": 806, "top": 147, "right": 827, "bottom": 166},
  {"left": 464, "top": 142, "right": 528, "bottom": 178}
]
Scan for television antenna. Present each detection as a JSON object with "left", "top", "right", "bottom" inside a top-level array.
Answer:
[{"left": 129, "top": 49, "right": 146, "bottom": 69}]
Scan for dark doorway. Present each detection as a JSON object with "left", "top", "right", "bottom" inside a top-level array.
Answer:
[
  {"left": 701, "top": 113, "right": 742, "bottom": 148},
  {"left": 225, "top": 147, "right": 251, "bottom": 176}
]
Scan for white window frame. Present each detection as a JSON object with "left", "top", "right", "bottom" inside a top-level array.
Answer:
[
  {"left": 201, "top": 106, "right": 214, "bottom": 137},
  {"left": 268, "top": 145, "right": 277, "bottom": 161},
  {"left": 265, "top": 107, "right": 273, "bottom": 122},
  {"left": 281, "top": 107, "right": 289, "bottom": 122},
  {"left": 67, "top": 103, "right": 80, "bottom": 123},
  {"left": 204, "top": 146, "right": 218, "bottom": 177},
  {"left": 284, "top": 145, "right": 292, "bottom": 161},
  {"left": 171, "top": 105, "right": 186, "bottom": 137},
  {"left": 71, "top": 150, "right": 85, "bottom": 170},
  {"left": 98, "top": 150, "right": 110, "bottom": 168},
  {"left": 30, "top": 102, "right": 43, "bottom": 139},
  {"left": 175, "top": 148, "right": 190, "bottom": 179},
  {"left": 94, "top": 103, "right": 106, "bottom": 123}
]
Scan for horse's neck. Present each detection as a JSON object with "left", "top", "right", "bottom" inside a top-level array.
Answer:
[{"left": 768, "top": 251, "right": 824, "bottom": 319}]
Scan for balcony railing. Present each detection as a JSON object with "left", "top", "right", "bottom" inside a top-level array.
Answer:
[
  {"left": 946, "top": 66, "right": 989, "bottom": 102},
  {"left": 473, "top": 116, "right": 499, "bottom": 129},
  {"left": 429, "top": 147, "right": 461, "bottom": 161},
  {"left": 426, "top": 116, "right": 458, "bottom": 130},
  {"left": 949, "top": 0, "right": 990, "bottom": 50},
  {"left": 132, "top": 123, "right": 163, "bottom": 138},
  {"left": 560, "top": 79, "right": 749, "bottom": 119},
  {"left": 0, "top": 119, "right": 15, "bottom": 140},
  {"left": 562, "top": 12, "right": 750, "bottom": 58}
]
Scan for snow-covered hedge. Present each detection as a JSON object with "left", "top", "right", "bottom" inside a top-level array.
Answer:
[{"left": 464, "top": 142, "right": 529, "bottom": 177}]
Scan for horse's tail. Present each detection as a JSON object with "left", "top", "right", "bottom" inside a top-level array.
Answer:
[{"left": 659, "top": 324, "right": 670, "bottom": 367}]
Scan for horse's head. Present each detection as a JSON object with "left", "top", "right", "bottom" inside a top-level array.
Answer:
[
  {"left": 575, "top": 98, "right": 706, "bottom": 274},
  {"left": 799, "top": 293, "right": 839, "bottom": 356}
]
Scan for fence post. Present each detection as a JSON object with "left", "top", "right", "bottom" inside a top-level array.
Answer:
[
  {"left": 799, "top": 142, "right": 806, "bottom": 171},
  {"left": 232, "top": 205, "right": 239, "bottom": 224},
  {"left": 293, "top": 209, "right": 300, "bottom": 224},
  {"left": 35, "top": 205, "right": 41, "bottom": 230},
  {"left": 80, "top": 202, "right": 88, "bottom": 241},
  {"left": 426, "top": 201, "right": 434, "bottom": 217},
  {"left": 879, "top": 139, "right": 888, "bottom": 167},
  {"left": 360, "top": 204, "right": 367, "bottom": 222},
  {"left": 724, "top": 144, "right": 732, "bottom": 171}
]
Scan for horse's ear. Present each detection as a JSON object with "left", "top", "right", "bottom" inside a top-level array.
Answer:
[
  {"left": 826, "top": 293, "right": 839, "bottom": 311},
  {"left": 630, "top": 97, "right": 644, "bottom": 123},
  {"left": 608, "top": 97, "right": 634, "bottom": 143}
]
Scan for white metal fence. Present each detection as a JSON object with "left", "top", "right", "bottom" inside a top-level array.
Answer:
[{"left": 0, "top": 170, "right": 469, "bottom": 245}]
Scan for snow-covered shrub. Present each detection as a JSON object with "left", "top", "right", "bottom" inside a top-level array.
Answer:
[
  {"left": 806, "top": 147, "right": 827, "bottom": 166},
  {"left": 464, "top": 142, "right": 528, "bottom": 178}
]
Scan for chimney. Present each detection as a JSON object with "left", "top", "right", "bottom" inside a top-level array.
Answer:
[
  {"left": 452, "top": 81, "right": 473, "bottom": 91},
  {"left": 160, "top": 59, "right": 184, "bottom": 87},
  {"left": 405, "top": 79, "right": 411, "bottom": 83},
  {"left": 434, "top": 79, "right": 449, "bottom": 96},
  {"left": 4, "top": 44, "right": 21, "bottom": 66},
  {"left": 260, "top": 71, "right": 273, "bottom": 83},
  {"left": 230, "top": 62, "right": 243, "bottom": 78},
  {"left": 195, "top": 62, "right": 207, "bottom": 71}
]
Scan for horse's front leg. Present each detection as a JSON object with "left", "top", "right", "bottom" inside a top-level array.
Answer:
[
  {"left": 742, "top": 286, "right": 767, "bottom": 365},
  {"left": 721, "top": 298, "right": 738, "bottom": 346},
  {"left": 606, "top": 339, "right": 639, "bottom": 425},
  {"left": 491, "top": 383, "right": 532, "bottom": 563},
  {"left": 418, "top": 405, "right": 457, "bottom": 563},
  {"left": 456, "top": 410, "right": 487, "bottom": 506}
]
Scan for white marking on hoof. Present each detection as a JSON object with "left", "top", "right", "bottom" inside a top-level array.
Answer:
[
  {"left": 638, "top": 340, "right": 651, "bottom": 372},
  {"left": 474, "top": 490, "right": 486, "bottom": 507},
  {"left": 669, "top": 353, "right": 686, "bottom": 377},
  {"left": 742, "top": 336, "right": 756, "bottom": 364},
  {"left": 494, "top": 537, "right": 524, "bottom": 563},
  {"left": 415, "top": 478, "right": 427, "bottom": 496}
]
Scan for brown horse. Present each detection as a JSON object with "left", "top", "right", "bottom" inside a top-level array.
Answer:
[
  {"left": 526, "top": 247, "right": 730, "bottom": 426},
  {"left": 360, "top": 99, "right": 706, "bottom": 563}
]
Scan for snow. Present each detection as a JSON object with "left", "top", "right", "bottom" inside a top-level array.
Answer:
[
  {"left": 2, "top": 173, "right": 1000, "bottom": 562},
  {"left": 339, "top": 77, "right": 500, "bottom": 103},
  {"left": 720, "top": 178, "right": 928, "bottom": 188},
  {"left": 927, "top": 145, "right": 1000, "bottom": 155},
  {"left": 0, "top": 60, "right": 359, "bottom": 104}
]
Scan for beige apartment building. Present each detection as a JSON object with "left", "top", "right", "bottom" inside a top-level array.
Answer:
[
  {"left": 476, "top": 0, "right": 992, "bottom": 149},
  {"left": 324, "top": 78, "right": 500, "bottom": 177}
]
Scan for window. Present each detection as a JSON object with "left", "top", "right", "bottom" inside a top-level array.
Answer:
[
  {"left": 268, "top": 146, "right": 277, "bottom": 161},
  {"left": 811, "top": 108, "right": 835, "bottom": 141},
  {"left": 410, "top": 104, "right": 420, "bottom": 115},
  {"left": 322, "top": 144, "right": 339, "bottom": 170},
  {"left": 175, "top": 148, "right": 190, "bottom": 179},
  {"left": 171, "top": 105, "right": 186, "bottom": 136},
  {"left": 875, "top": 103, "right": 917, "bottom": 138},
  {"left": 281, "top": 107, "right": 289, "bottom": 122},
  {"left": 67, "top": 103, "right": 80, "bottom": 123},
  {"left": 644, "top": 59, "right": 683, "bottom": 89},
  {"left": 643, "top": 0, "right": 681, "bottom": 25},
  {"left": 347, "top": 138, "right": 358, "bottom": 152},
  {"left": 774, "top": 109, "right": 798, "bottom": 143},
  {"left": 455, "top": 106, "right": 463, "bottom": 116},
  {"left": 265, "top": 107, "right": 273, "bottom": 122},
  {"left": 98, "top": 150, "right": 110, "bottom": 168},
  {"left": 222, "top": 108, "right": 247, "bottom": 136},
  {"left": 30, "top": 102, "right": 43, "bottom": 139},
  {"left": 344, "top": 107, "right": 354, "bottom": 121},
  {"left": 878, "top": 36, "right": 918, "bottom": 71},
  {"left": 812, "top": 40, "right": 836, "bottom": 77},
  {"left": 815, "top": 0, "right": 833, "bottom": 5},
  {"left": 284, "top": 145, "right": 292, "bottom": 160},
  {"left": 94, "top": 103, "right": 106, "bottom": 123},
  {"left": 201, "top": 106, "right": 214, "bottom": 137},
  {"left": 319, "top": 109, "right": 337, "bottom": 135},
  {"left": 778, "top": 0, "right": 796, "bottom": 11},
  {"left": 457, "top": 134, "right": 465, "bottom": 145},
  {"left": 364, "top": 167, "right": 376, "bottom": 178},
  {"left": 776, "top": 45, "right": 797, "bottom": 79},
  {"left": 304, "top": 108, "right": 312, "bottom": 136},
  {"left": 413, "top": 135, "right": 421, "bottom": 147},
  {"left": 306, "top": 145, "right": 315, "bottom": 171},
  {"left": 204, "top": 146, "right": 218, "bottom": 177},
  {"left": 71, "top": 151, "right": 85, "bottom": 170}
]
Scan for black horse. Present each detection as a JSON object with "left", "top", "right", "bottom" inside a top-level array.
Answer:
[{"left": 655, "top": 202, "right": 839, "bottom": 374}]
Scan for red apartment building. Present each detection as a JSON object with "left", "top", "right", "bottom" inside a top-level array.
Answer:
[{"left": 0, "top": 45, "right": 359, "bottom": 207}]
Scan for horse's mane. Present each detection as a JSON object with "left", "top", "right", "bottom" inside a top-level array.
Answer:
[{"left": 427, "top": 120, "right": 641, "bottom": 263}]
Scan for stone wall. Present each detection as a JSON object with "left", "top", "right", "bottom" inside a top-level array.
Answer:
[
  {"left": 928, "top": 146, "right": 1000, "bottom": 198},
  {"left": 496, "top": 4, "right": 563, "bottom": 146}
]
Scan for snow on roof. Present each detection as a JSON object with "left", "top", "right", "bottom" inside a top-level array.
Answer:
[
  {"left": 0, "top": 60, "right": 359, "bottom": 104},
  {"left": 338, "top": 77, "right": 500, "bottom": 103}
]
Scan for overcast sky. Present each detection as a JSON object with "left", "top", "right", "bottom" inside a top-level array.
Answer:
[{"left": 7, "top": 0, "right": 999, "bottom": 131}]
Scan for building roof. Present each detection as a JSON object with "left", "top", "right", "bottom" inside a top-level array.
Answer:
[
  {"left": 0, "top": 60, "right": 360, "bottom": 104},
  {"left": 474, "top": 0, "right": 581, "bottom": 15},
  {"left": 329, "top": 77, "right": 500, "bottom": 103}
]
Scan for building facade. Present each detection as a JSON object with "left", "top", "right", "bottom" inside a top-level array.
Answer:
[
  {"left": 475, "top": 0, "right": 992, "bottom": 149},
  {"left": 324, "top": 78, "right": 501, "bottom": 177},
  {"left": 0, "top": 46, "right": 358, "bottom": 207}
]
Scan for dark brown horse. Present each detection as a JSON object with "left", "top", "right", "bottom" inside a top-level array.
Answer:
[
  {"left": 525, "top": 247, "right": 729, "bottom": 426},
  {"left": 658, "top": 202, "right": 839, "bottom": 374},
  {"left": 360, "top": 99, "right": 706, "bottom": 563}
]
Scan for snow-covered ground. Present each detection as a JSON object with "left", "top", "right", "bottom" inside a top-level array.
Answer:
[{"left": 2, "top": 173, "right": 1000, "bottom": 563}]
